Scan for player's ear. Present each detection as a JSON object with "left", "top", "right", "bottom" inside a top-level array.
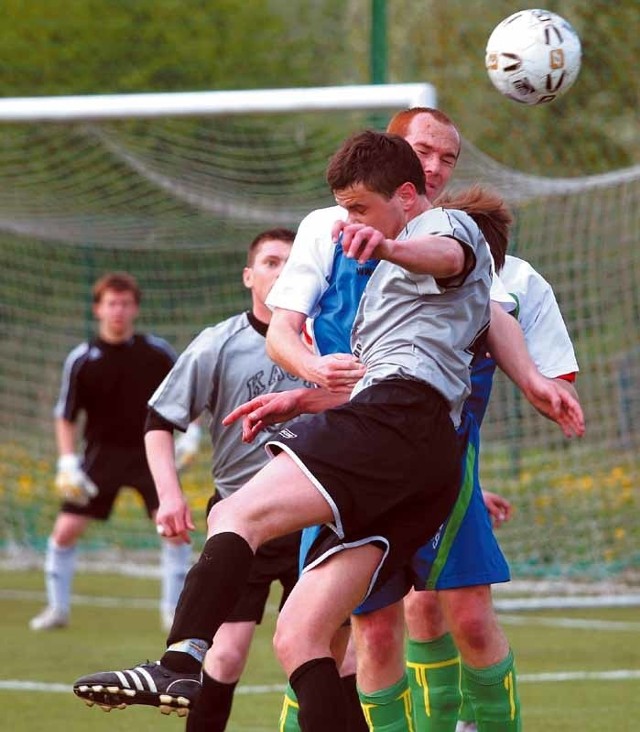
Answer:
[
  {"left": 242, "top": 266, "right": 253, "bottom": 289},
  {"left": 395, "top": 181, "right": 418, "bottom": 211}
]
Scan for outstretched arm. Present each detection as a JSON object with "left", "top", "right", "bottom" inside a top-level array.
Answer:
[
  {"left": 488, "top": 304, "right": 584, "bottom": 437},
  {"left": 223, "top": 387, "right": 348, "bottom": 443}
]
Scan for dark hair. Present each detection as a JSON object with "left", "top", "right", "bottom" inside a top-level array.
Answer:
[
  {"left": 92, "top": 272, "right": 141, "bottom": 304},
  {"left": 247, "top": 227, "right": 295, "bottom": 266},
  {"left": 326, "top": 130, "right": 426, "bottom": 198},
  {"left": 435, "top": 185, "right": 512, "bottom": 272}
]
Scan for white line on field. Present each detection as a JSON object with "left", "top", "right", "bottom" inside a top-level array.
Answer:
[{"left": 1, "top": 670, "right": 640, "bottom": 695}]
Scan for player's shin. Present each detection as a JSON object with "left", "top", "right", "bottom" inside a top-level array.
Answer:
[
  {"left": 290, "top": 657, "right": 349, "bottom": 732},
  {"left": 162, "top": 533, "right": 254, "bottom": 673},
  {"left": 461, "top": 650, "right": 521, "bottom": 732},
  {"left": 406, "top": 633, "right": 461, "bottom": 731},
  {"left": 358, "top": 674, "right": 415, "bottom": 731}
]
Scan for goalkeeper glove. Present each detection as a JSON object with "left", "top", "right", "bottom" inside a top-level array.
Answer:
[
  {"left": 174, "top": 423, "right": 202, "bottom": 471},
  {"left": 55, "top": 454, "right": 99, "bottom": 507}
]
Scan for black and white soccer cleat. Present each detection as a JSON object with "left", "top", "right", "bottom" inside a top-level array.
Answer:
[{"left": 73, "top": 660, "right": 201, "bottom": 716}]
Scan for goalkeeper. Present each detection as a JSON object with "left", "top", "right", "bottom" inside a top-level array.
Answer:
[{"left": 30, "top": 271, "right": 201, "bottom": 632}]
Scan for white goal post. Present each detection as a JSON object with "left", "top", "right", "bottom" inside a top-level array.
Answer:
[{"left": 0, "top": 83, "right": 436, "bottom": 122}]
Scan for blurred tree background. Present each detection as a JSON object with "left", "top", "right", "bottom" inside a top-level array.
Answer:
[{"left": 1, "top": 0, "right": 637, "bottom": 175}]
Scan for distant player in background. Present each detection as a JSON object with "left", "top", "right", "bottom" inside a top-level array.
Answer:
[
  {"left": 144, "top": 228, "right": 309, "bottom": 731},
  {"left": 30, "top": 271, "right": 200, "bottom": 632}
]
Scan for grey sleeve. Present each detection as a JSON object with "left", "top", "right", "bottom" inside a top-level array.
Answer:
[{"left": 147, "top": 327, "right": 221, "bottom": 431}]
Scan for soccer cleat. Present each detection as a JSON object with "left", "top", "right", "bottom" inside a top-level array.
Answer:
[
  {"left": 73, "top": 661, "right": 201, "bottom": 715},
  {"left": 29, "top": 606, "right": 69, "bottom": 631}
]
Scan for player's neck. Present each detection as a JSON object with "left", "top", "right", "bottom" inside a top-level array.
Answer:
[
  {"left": 251, "top": 300, "right": 272, "bottom": 326},
  {"left": 98, "top": 325, "right": 135, "bottom": 344}
]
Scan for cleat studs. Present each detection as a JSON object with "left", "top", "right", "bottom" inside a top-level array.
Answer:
[
  {"left": 99, "top": 705, "right": 113, "bottom": 712},
  {"left": 83, "top": 700, "right": 95, "bottom": 707},
  {"left": 91, "top": 685, "right": 104, "bottom": 692},
  {"left": 159, "top": 695, "right": 173, "bottom": 705},
  {"left": 122, "top": 688, "right": 136, "bottom": 697},
  {"left": 176, "top": 708, "right": 188, "bottom": 718},
  {"left": 116, "top": 704, "right": 126, "bottom": 710},
  {"left": 106, "top": 686, "right": 120, "bottom": 693},
  {"left": 177, "top": 696, "right": 190, "bottom": 707},
  {"left": 78, "top": 685, "right": 89, "bottom": 693},
  {"left": 159, "top": 705, "right": 173, "bottom": 715}
]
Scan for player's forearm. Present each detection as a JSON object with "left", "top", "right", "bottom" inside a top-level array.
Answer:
[
  {"left": 381, "top": 236, "right": 465, "bottom": 277},
  {"left": 266, "top": 313, "right": 317, "bottom": 382},
  {"left": 144, "top": 429, "right": 183, "bottom": 502},
  {"left": 297, "top": 387, "right": 349, "bottom": 413},
  {"left": 487, "top": 303, "right": 538, "bottom": 392},
  {"left": 55, "top": 418, "right": 76, "bottom": 456}
]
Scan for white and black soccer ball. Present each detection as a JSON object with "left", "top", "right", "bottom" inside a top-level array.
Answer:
[{"left": 485, "top": 9, "right": 582, "bottom": 105}]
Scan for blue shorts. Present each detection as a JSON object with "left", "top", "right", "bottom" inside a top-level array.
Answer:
[{"left": 351, "top": 411, "right": 511, "bottom": 614}]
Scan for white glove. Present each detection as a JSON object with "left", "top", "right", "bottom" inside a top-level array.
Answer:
[
  {"left": 54, "top": 454, "right": 99, "bottom": 507},
  {"left": 174, "top": 423, "right": 202, "bottom": 472}
]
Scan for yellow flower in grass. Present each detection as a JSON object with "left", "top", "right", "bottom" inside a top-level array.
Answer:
[
  {"left": 18, "top": 474, "right": 34, "bottom": 495},
  {"left": 613, "top": 527, "right": 626, "bottom": 541}
]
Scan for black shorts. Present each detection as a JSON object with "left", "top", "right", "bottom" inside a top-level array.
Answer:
[
  {"left": 266, "top": 379, "right": 461, "bottom": 599},
  {"left": 206, "top": 493, "right": 301, "bottom": 624},
  {"left": 61, "top": 444, "right": 159, "bottom": 521}
]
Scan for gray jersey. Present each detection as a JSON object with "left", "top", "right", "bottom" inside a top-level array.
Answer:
[
  {"left": 148, "top": 312, "right": 308, "bottom": 498},
  {"left": 351, "top": 207, "right": 492, "bottom": 427}
]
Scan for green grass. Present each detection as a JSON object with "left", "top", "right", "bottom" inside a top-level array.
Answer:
[{"left": 1, "top": 570, "right": 639, "bottom": 731}]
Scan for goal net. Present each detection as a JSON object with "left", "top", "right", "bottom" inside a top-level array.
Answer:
[{"left": 1, "top": 85, "right": 638, "bottom": 598}]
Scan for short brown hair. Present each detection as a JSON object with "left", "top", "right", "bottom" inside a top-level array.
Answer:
[
  {"left": 387, "top": 106, "right": 459, "bottom": 139},
  {"left": 326, "top": 130, "right": 426, "bottom": 198},
  {"left": 92, "top": 272, "right": 141, "bottom": 304},
  {"left": 247, "top": 227, "right": 295, "bottom": 266},
  {"left": 435, "top": 185, "right": 512, "bottom": 272}
]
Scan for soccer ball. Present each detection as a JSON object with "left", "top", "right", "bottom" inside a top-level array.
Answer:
[{"left": 485, "top": 9, "right": 582, "bottom": 105}]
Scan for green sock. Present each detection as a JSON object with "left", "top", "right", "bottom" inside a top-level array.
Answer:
[
  {"left": 457, "top": 689, "right": 476, "bottom": 723},
  {"left": 278, "top": 683, "right": 300, "bottom": 732},
  {"left": 461, "top": 649, "right": 521, "bottom": 731},
  {"left": 358, "top": 674, "right": 415, "bottom": 731},
  {"left": 406, "top": 633, "right": 461, "bottom": 731}
]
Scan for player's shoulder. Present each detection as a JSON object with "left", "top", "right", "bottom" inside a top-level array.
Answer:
[
  {"left": 63, "top": 341, "right": 91, "bottom": 365},
  {"left": 298, "top": 204, "right": 346, "bottom": 231},
  {"left": 139, "top": 333, "right": 177, "bottom": 361},
  {"left": 187, "top": 312, "right": 253, "bottom": 352},
  {"left": 502, "top": 255, "right": 553, "bottom": 291}
]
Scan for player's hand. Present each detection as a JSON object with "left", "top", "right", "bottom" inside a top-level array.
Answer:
[
  {"left": 223, "top": 390, "right": 306, "bottom": 443},
  {"left": 54, "top": 454, "right": 98, "bottom": 507},
  {"left": 174, "top": 423, "right": 202, "bottom": 472},
  {"left": 332, "top": 221, "right": 389, "bottom": 264},
  {"left": 482, "top": 490, "right": 513, "bottom": 528},
  {"left": 155, "top": 493, "right": 195, "bottom": 544},
  {"left": 307, "top": 353, "right": 365, "bottom": 393},
  {"left": 524, "top": 375, "right": 585, "bottom": 438}
]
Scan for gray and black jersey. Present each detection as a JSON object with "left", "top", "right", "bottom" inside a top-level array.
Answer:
[
  {"left": 54, "top": 334, "right": 176, "bottom": 451},
  {"left": 351, "top": 207, "right": 493, "bottom": 427},
  {"left": 148, "top": 312, "right": 310, "bottom": 498}
]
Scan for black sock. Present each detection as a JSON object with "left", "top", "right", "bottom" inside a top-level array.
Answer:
[
  {"left": 164, "top": 533, "right": 254, "bottom": 649},
  {"left": 290, "top": 657, "right": 348, "bottom": 732},
  {"left": 185, "top": 670, "right": 237, "bottom": 732},
  {"left": 341, "top": 673, "right": 369, "bottom": 732}
]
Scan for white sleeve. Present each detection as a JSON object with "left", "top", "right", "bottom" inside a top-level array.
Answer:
[
  {"left": 503, "top": 256, "right": 579, "bottom": 378},
  {"left": 266, "top": 206, "right": 344, "bottom": 317}
]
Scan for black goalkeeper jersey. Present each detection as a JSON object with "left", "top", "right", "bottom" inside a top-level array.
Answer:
[{"left": 54, "top": 334, "right": 176, "bottom": 450}]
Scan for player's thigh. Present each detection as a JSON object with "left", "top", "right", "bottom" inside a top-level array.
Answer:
[
  {"left": 51, "top": 511, "right": 91, "bottom": 546},
  {"left": 207, "top": 452, "right": 334, "bottom": 546}
]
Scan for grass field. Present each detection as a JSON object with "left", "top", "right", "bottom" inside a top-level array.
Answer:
[{"left": 1, "top": 569, "right": 639, "bottom": 731}]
